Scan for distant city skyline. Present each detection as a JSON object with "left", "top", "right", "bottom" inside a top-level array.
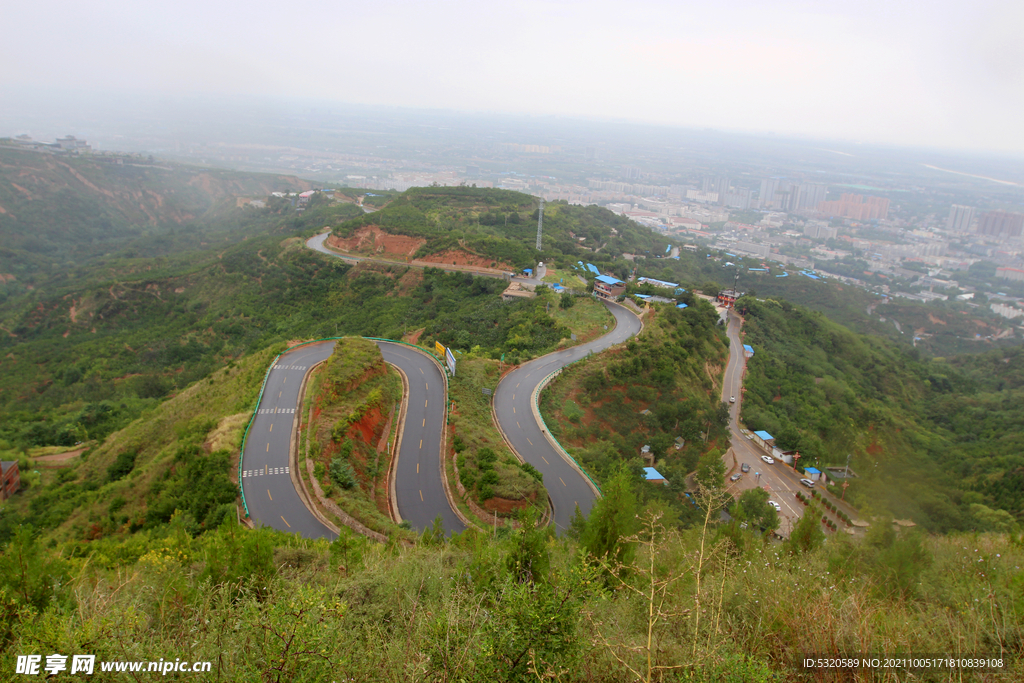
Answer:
[{"left": 1, "top": 0, "right": 1022, "bottom": 156}]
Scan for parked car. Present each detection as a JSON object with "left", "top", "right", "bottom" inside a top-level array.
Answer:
[
  {"left": 761, "top": 455, "right": 775, "bottom": 465},
  {"left": 800, "top": 478, "right": 816, "bottom": 488},
  {"left": 729, "top": 473, "right": 742, "bottom": 482},
  {"left": 767, "top": 500, "right": 781, "bottom": 512},
  {"left": 741, "top": 462, "right": 750, "bottom": 473}
]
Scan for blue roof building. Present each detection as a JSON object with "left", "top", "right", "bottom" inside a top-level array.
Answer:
[
  {"left": 595, "top": 274, "right": 624, "bottom": 285},
  {"left": 643, "top": 467, "right": 668, "bottom": 484},
  {"left": 676, "top": 303, "right": 688, "bottom": 309}
]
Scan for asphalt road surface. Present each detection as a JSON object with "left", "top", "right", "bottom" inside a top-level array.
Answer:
[
  {"left": 241, "top": 341, "right": 337, "bottom": 539},
  {"left": 721, "top": 309, "right": 808, "bottom": 537},
  {"left": 241, "top": 339, "right": 463, "bottom": 539},
  {"left": 493, "top": 300, "right": 643, "bottom": 532},
  {"left": 377, "top": 342, "right": 465, "bottom": 535}
]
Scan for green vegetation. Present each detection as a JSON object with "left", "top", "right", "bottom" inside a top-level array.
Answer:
[
  {"left": 1, "top": 503, "right": 1020, "bottom": 681},
  {"left": 448, "top": 356, "right": 545, "bottom": 516},
  {"left": 329, "top": 187, "right": 668, "bottom": 279},
  {"left": 737, "top": 295, "right": 1024, "bottom": 531},
  {"left": 306, "top": 338, "right": 404, "bottom": 533},
  {"left": 0, "top": 342, "right": 282, "bottom": 545},
  {"left": 539, "top": 298, "right": 730, "bottom": 523}
]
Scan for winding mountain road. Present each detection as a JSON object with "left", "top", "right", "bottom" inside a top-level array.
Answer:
[
  {"left": 240, "top": 339, "right": 461, "bottom": 538},
  {"left": 493, "top": 301, "right": 643, "bottom": 532}
]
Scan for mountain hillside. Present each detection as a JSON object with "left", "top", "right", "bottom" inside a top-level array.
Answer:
[{"left": 0, "top": 146, "right": 313, "bottom": 284}]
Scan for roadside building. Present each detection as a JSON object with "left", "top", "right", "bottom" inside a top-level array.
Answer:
[
  {"left": 594, "top": 274, "right": 626, "bottom": 300},
  {"left": 752, "top": 430, "right": 775, "bottom": 451},
  {"left": 1, "top": 461, "right": 20, "bottom": 501},
  {"left": 803, "top": 466, "right": 822, "bottom": 481},
  {"left": 501, "top": 282, "right": 536, "bottom": 302},
  {"left": 743, "top": 344, "right": 754, "bottom": 358},
  {"left": 717, "top": 289, "right": 744, "bottom": 307}
]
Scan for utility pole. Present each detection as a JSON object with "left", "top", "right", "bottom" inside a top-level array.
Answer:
[{"left": 536, "top": 198, "right": 544, "bottom": 250}]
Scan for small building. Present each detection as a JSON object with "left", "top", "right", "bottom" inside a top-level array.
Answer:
[
  {"left": 643, "top": 467, "right": 668, "bottom": 486},
  {"left": 752, "top": 430, "right": 775, "bottom": 451},
  {"left": 594, "top": 274, "right": 626, "bottom": 300},
  {"left": 743, "top": 344, "right": 754, "bottom": 358},
  {"left": 0, "top": 461, "right": 20, "bottom": 501},
  {"left": 674, "top": 436, "right": 685, "bottom": 450},
  {"left": 636, "top": 277, "right": 679, "bottom": 289},
  {"left": 717, "top": 289, "right": 744, "bottom": 307},
  {"left": 501, "top": 281, "right": 536, "bottom": 302},
  {"left": 803, "top": 466, "right": 822, "bottom": 481}
]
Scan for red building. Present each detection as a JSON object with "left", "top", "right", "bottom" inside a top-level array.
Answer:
[
  {"left": 594, "top": 274, "right": 626, "bottom": 300},
  {"left": 1, "top": 461, "right": 20, "bottom": 501}
]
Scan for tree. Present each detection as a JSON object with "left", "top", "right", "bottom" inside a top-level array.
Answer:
[
  {"left": 581, "top": 466, "right": 639, "bottom": 569},
  {"left": 560, "top": 292, "right": 575, "bottom": 309},
  {"left": 694, "top": 450, "right": 725, "bottom": 491},
  {"left": 732, "top": 488, "right": 779, "bottom": 535},
  {"left": 785, "top": 505, "right": 825, "bottom": 554}
]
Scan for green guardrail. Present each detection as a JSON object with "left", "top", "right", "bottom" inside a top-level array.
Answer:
[{"left": 237, "top": 336, "right": 445, "bottom": 519}]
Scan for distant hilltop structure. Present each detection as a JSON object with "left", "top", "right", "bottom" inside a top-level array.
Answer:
[{"left": 3, "top": 134, "right": 91, "bottom": 155}]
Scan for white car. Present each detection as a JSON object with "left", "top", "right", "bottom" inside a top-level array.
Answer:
[
  {"left": 761, "top": 455, "right": 774, "bottom": 465},
  {"left": 800, "top": 478, "right": 816, "bottom": 488},
  {"left": 729, "top": 396, "right": 736, "bottom": 403},
  {"left": 767, "top": 500, "right": 781, "bottom": 512}
]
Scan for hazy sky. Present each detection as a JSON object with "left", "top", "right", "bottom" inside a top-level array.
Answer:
[{"left": 4, "top": 0, "right": 1023, "bottom": 154}]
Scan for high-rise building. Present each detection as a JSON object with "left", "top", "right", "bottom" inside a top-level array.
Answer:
[
  {"left": 816, "top": 193, "right": 889, "bottom": 221},
  {"left": 945, "top": 205, "right": 975, "bottom": 233},
  {"left": 623, "top": 166, "right": 643, "bottom": 180},
  {"left": 976, "top": 210, "right": 1024, "bottom": 239},
  {"left": 759, "top": 178, "right": 779, "bottom": 209},
  {"left": 798, "top": 183, "right": 828, "bottom": 210}
]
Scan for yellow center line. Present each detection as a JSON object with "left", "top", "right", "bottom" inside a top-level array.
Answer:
[
  {"left": 265, "top": 465, "right": 268, "bottom": 474},
  {"left": 280, "top": 516, "right": 291, "bottom": 528},
  {"left": 283, "top": 377, "right": 286, "bottom": 384},
  {"left": 422, "top": 418, "right": 425, "bottom": 427},
  {"left": 527, "top": 438, "right": 533, "bottom": 446},
  {"left": 513, "top": 406, "right": 516, "bottom": 414},
  {"left": 417, "top": 462, "right": 419, "bottom": 473},
  {"left": 419, "top": 368, "right": 424, "bottom": 374},
  {"left": 419, "top": 439, "right": 423, "bottom": 449},
  {"left": 425, "top": 399, "right": 428, "bottom": 407},
  {"left": 516, "top": 382, "right": 520, "bottom": 388},
  {"left": 512, "top": 394, "right": 515, "bottom": 400},
  {"left": 420, "top": 490, "right": 424, "bottom": 501},
  {"left": 425, "top": 383, "right": 428, "bottom": 390},
  {"left": 269, "top": 424, "right": 273, "bottom": 432},
  {"left": 278, "top": 391, "right": 281, "bottom": 398},
  {"left": 542, "top": 456, "right": 549, "bottom": 465},
  {"left": 559, "top": 477, "right": 566, "bottom": 487},
  {"left": 267, "top": 489, "right": 272, "bottom": 501},
  {"left": 266, "top": 443, "right": 270, "bottom": 452},
  {"left": 517, "top": 421, "right": 521, "bottom": 429}
]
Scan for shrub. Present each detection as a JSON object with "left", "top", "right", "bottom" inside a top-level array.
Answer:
[
  {"left": 329, "top": 457, "right": 357, "bottom": 490},
  {"left": 106, "top": 449, "right": 137, "bottom": 482}
]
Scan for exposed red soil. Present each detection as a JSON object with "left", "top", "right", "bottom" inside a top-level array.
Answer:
[
  {"left": 403, "top": 328, "right": 425, "bottom": 344},
  {"left": 417, "top": 249, "right": 512, "bottom": 271},
  {"left": 327, "top": 225, "right": 425, "bottom": 259}
]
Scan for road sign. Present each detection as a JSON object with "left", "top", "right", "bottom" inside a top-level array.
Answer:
[
  {"left": 571, "top": 333, "right": 577, "bottom": 341},
  {"left": 435, "top": 341, "right": 445, "bottom": 356},
  {"left": 481, "top": 388, "right": 492, "bottom": 396}
]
